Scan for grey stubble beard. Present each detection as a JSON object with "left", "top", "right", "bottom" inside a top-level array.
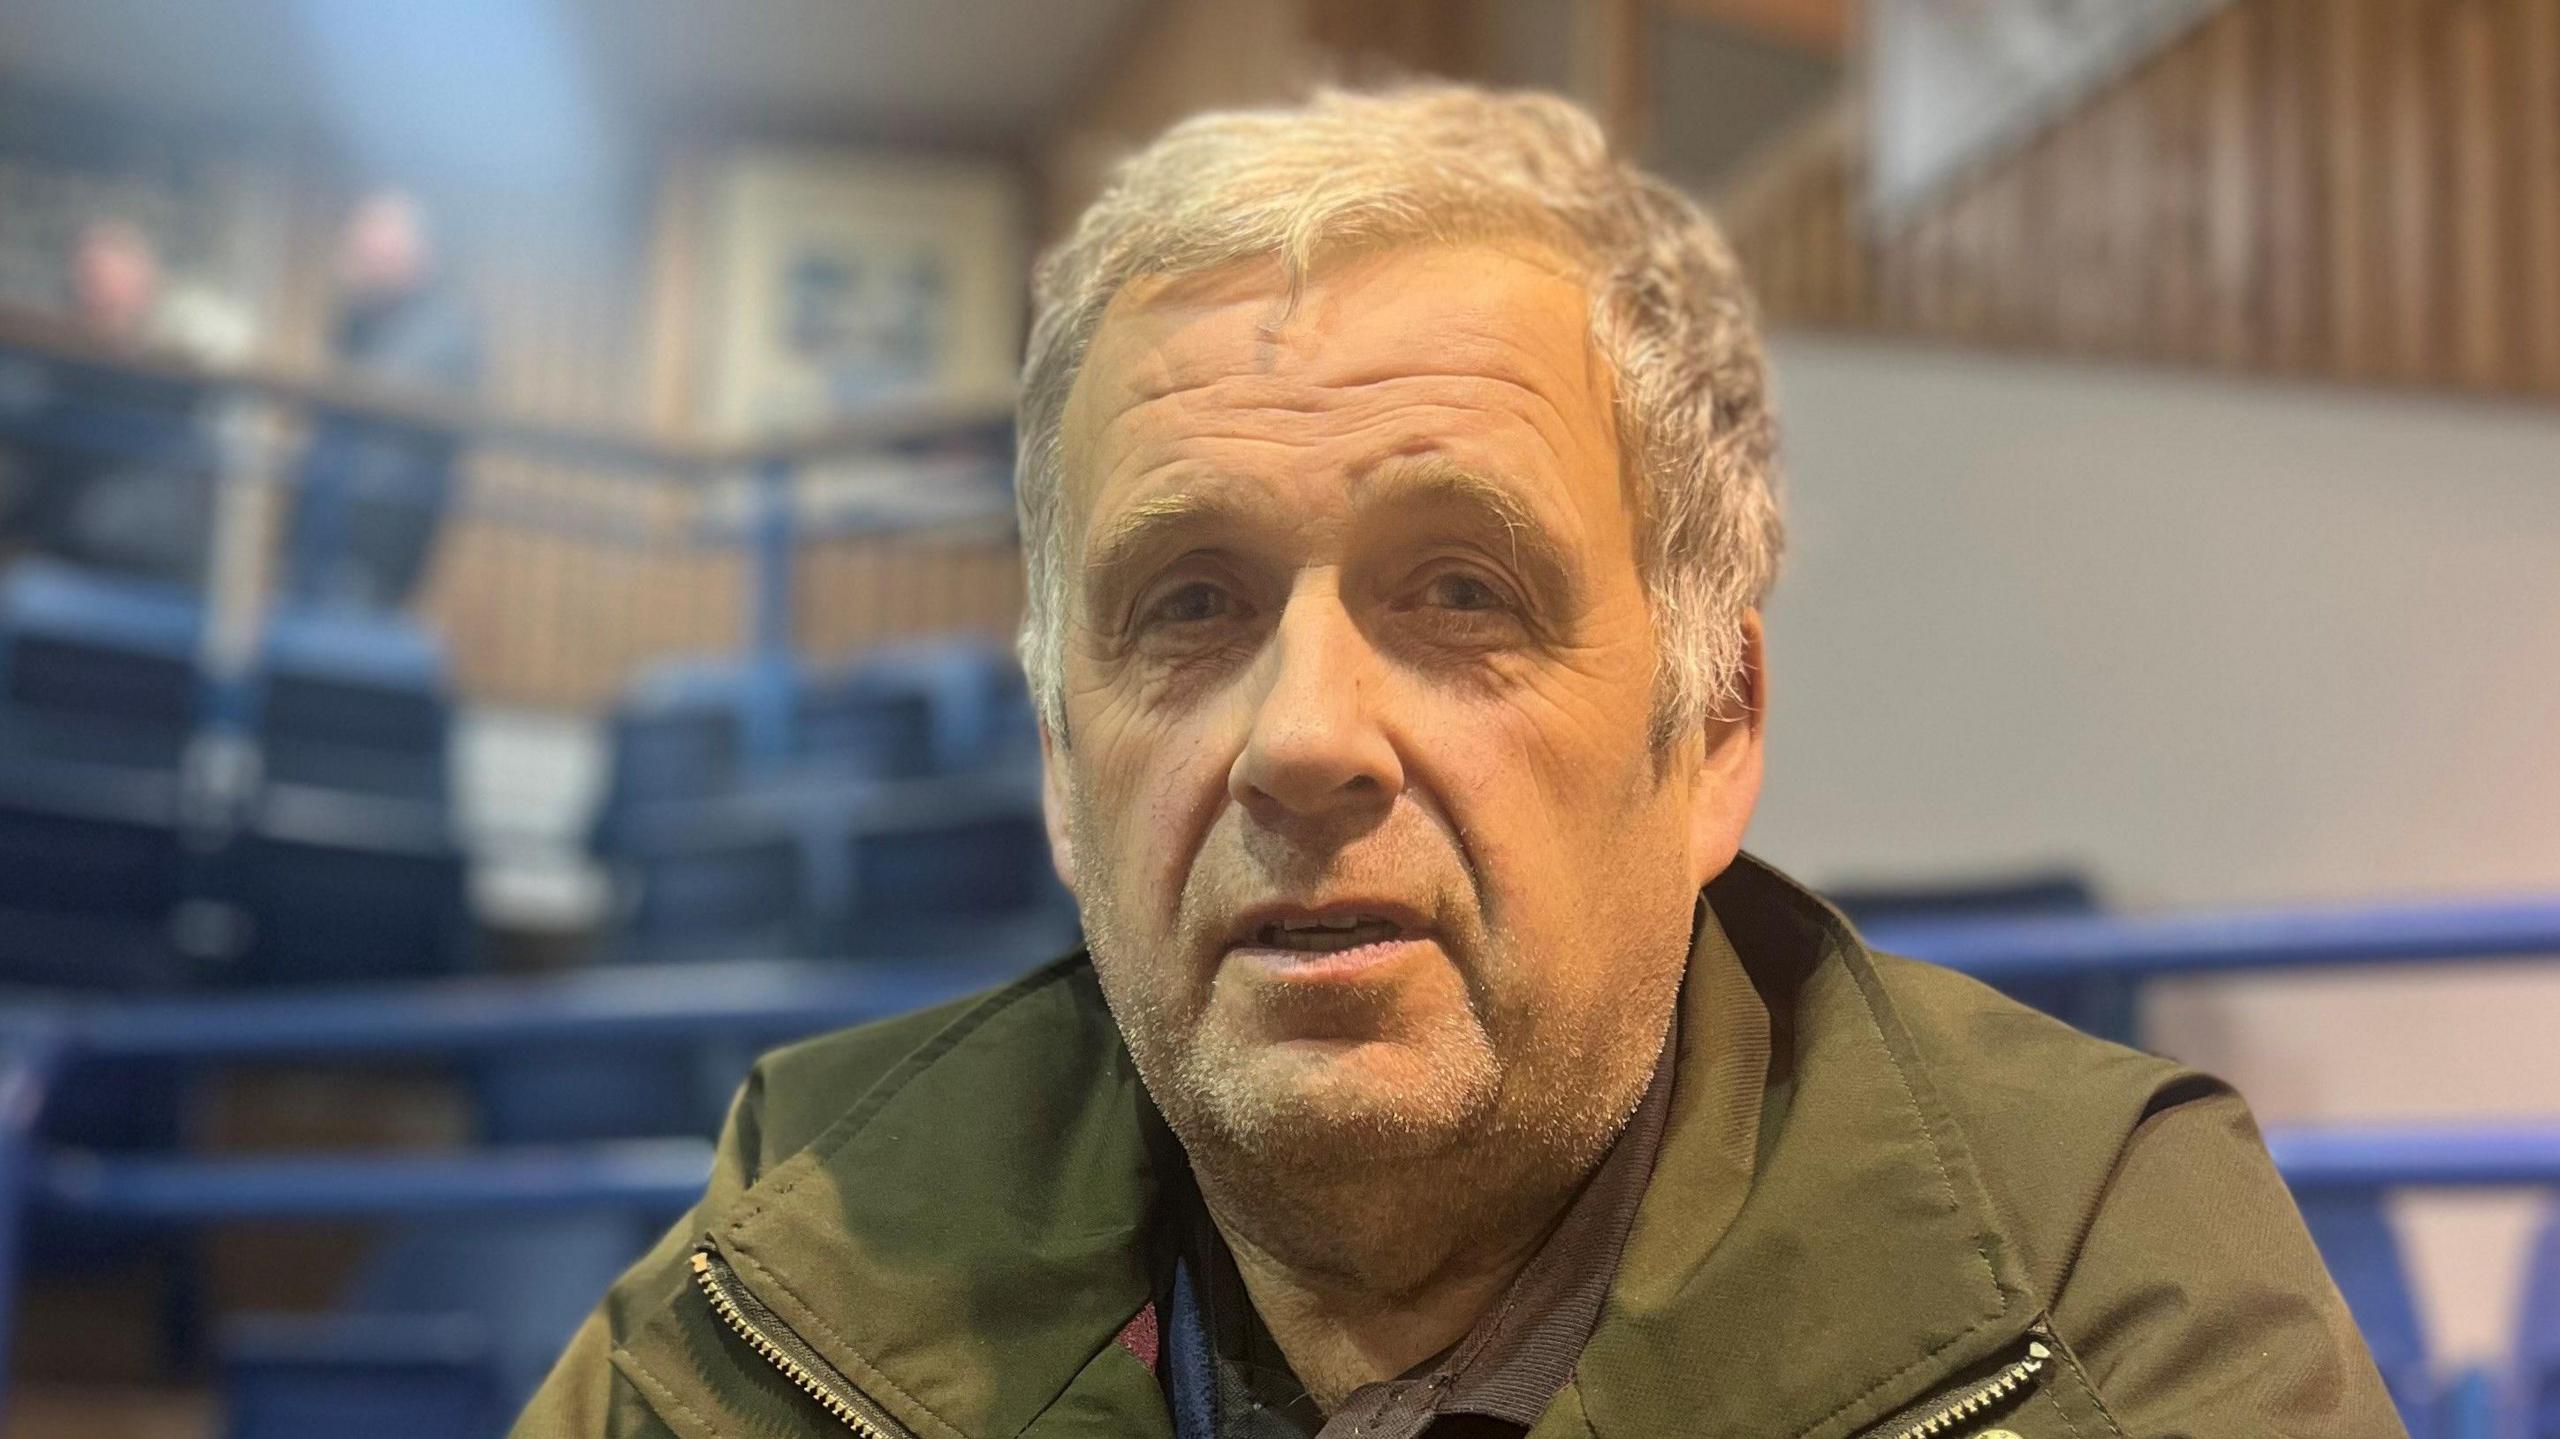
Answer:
[{"left": 1072, "top": 796, "right": 1677, "bottom": 1294}]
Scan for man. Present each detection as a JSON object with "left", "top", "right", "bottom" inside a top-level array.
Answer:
[
  {"left": 279, "top": 186, "right": 480, "bottom": 611},
  {"left": 519, "top": 86, "right": 2401, "bottom": 1438}
]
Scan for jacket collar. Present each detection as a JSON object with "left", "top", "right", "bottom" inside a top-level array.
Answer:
[
  {"left": 707, "top": 960, "right": 1165, "bottom": 1439},
  {"left": 1563, "top": 855, "right": 2036, "bottom": 1439},
  {"left": 651, "top": 853, "right": 2034, "bottom": 1439}
]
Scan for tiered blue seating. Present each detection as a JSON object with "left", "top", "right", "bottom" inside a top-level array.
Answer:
[
  {"left": 595, "top": 660, "right": 749, "bottom": 817},
  {"left": 591, "top": 638, "right": 1073, "bottom": 968},
  {"left": 796, "top": 640, "right": 1043, "bottom": 778},
  {"left": 525, "top": 641, "right": 1073, "bottom": 1153},
  {"left": 0, "top": 559, "right": 202, "bottom": 771},
  {"left": 835, "top": 786, "right": 1072, "bottom": 961},
  {"left": 0, "top": 561, "right": 201, "bottom": 990},
  {"left": 0, "top": 564, "right": 471, "bottom": 991},
  {"left": 228, "top": 606, "right": 470, "bottom": 987},
  {"left": 257, "top": 608, "right": 452, "bottom": 801}
]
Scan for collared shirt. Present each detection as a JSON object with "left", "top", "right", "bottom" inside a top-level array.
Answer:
[{"left": 1148, "top": 1015, "right": 1681, "bottom": 1439}]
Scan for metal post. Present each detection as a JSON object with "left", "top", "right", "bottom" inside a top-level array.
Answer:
[
  {"left": 743, "top": 455, "right": 797, "bottom": 765},
  {"left": 199, "top": 389, "right": 283, "bottom": 735}
]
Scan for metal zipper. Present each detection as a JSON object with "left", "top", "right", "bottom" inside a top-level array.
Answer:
[
  {"left": 1859, "top": 1338, "right": 2051, "bottom": 1439},
  {"left": 690, "top": 1244, "right": 918, "bottom": 1439}
]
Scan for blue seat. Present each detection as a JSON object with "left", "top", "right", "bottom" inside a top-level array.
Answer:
[
  {"left": 793, "top": 674, "right": 936, "bottom": 780},
  {"left": 0, "top": 560, "right": 204, "bottom": 771},
  {"left": 0, "top": 803, "right": 190, "bottom": 989},
  {"left": 598, "top": 660, "right": 752, "bottom": 819},
  {"left": 2297, "top": 1189, "right": 2436, "bottom": 1436},
  {"left": 2518, "top": 1203, "right": 2560, "bottom": 1438},
  {"left": 255, "top": 608, "right": 452, "bottom": 801},
  {"left": 591, "top": 643, "right": 1052, "bottom": 966},
  {"left": 221, "top": 829, "right": 470, "bottom": 986},
  {"left": 832, "top": 640, "right": 1036, "bottom": 775},
  {"left": 617, "top": 822, "right": 807, "bottom": 961},
  {"left": 831, "top": 778, "right": 1077, "bottom": 962}
]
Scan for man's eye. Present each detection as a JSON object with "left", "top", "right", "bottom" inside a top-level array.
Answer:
[
  {"left": 1423, "top": 572, "right": 1513, "bottom": 613},
  {"left": 1141, "top": 581, "right": 1234, "bottom": 627}
]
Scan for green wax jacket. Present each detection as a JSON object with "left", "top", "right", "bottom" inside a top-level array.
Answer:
[{"left": 514, "top": 854, "right": 2405, "bottom": 1439}]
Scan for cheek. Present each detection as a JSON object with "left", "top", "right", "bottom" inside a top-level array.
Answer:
[
  {"left": 1404, "top": 665, "right": 1682, "bottom": 932},
  {"left": 1066, "top": 676, "right": 1237, "bottom": 921}
]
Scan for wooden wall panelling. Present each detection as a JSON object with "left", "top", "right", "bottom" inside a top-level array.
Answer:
[
  {"left": 2098, "top": 68, "right": 2152, "bottom": 357},
  {"left": 2256, "top": 0, "right": 2325, "bottom": 374},
  {"left": 2200, "top": 4, "right": 2257, "bottom": 370},
  {"left": 2378, "top": 0, "right": 2437, "bottom": 382},
  {"left": 2514, "top": 0, "right": 2560, "bottom": 392},
  {"left": 2448, "top": 0, "right": 2510, "bottom": 389},
  {"left": 1719, "top": 0, "right": 2560, "bottom": 404},
  {"left": 2323, "top": 0, "right": 2381, "bottom": 378}
]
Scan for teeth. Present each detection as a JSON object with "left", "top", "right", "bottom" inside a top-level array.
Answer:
[
  {"left": 1293, "top": 915, "right": 1366, "bottom": 932},
  {"left": 1250, "top": 915, "right": 1405, "bottom": 950}
]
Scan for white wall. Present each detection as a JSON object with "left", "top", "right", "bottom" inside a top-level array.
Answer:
[{"left": 1750, "top": 333, "right": 2560, "bottom": 1363}]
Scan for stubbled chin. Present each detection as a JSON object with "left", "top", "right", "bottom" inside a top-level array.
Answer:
[{"left": 1171, "top": 1027, "right": 1501, "bottom": 1162}]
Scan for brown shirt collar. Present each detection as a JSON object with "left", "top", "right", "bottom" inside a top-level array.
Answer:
[{"left": 1339, "top": 1009, "right": 1683, "bottom": 1437}]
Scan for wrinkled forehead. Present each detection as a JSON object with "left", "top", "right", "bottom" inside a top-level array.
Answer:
[{"left": 1057, "top": 241, "right": 1618, "bottom": 531}]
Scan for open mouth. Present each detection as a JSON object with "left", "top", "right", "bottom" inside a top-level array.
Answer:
[
  {"left": 1248, "top": 914, "right": 1410, "bottom": 954},
  {"left": 1225, "top": 901, "right": 1434, "bottom": 970}
]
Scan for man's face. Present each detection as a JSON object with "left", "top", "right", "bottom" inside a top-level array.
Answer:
[
  {"left": 1048, "top": 243, "right": 1760, "bottom": 1170},
  {"left": 340, "top": 192, "right": 429, "bottom": 299},
  {"left": 73, "top": 226, "right": 158, "bottom": 341}
]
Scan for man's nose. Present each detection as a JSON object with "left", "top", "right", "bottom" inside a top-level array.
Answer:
[{"left": 1229, "top": 592, "right": 1404, "bottom": 825}]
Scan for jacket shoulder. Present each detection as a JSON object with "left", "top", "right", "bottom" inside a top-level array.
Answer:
[
  {"left": 736, "top": 954, "right": 1106, "bottom": 1182},
  {"left": 1860, "top": 952, "right": 2228, "bottom": 1301}
]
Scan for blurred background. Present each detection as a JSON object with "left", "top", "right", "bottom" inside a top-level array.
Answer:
[{"left": 0, "top": 0, "right": 2553, "bottom": 1435}]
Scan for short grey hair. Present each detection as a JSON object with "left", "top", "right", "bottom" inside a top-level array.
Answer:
[{"left": 1015, "top": 83, "right": 1782, "bottom": 745}]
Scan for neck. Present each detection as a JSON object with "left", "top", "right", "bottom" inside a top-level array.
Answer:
[{"left": 1186, "top": 1135, "right": 1592, "bottom": 1412}]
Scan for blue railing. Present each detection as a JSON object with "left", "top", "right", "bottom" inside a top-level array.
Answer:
[
  {"left": 0, "top": 956, "right": 1026, "bottom": 1416},
  {"left": 1868, "top": 896, "right": 2560, "bottom": 982}
]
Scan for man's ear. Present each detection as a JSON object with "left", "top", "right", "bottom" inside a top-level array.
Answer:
[
  {"left": 1687, "top": 611, "right": 1767, "bottom": 890},
  {"left": 1038, "top": 714, "right": 1078, "bottom": 894}
]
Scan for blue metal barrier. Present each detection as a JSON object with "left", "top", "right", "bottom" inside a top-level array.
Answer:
[
  {"left": 25, "top": 954, "right": 1023, "bottom": 1061},
  {"left": 0, "top": 955, "right": 1024, "bottom": 1426},
  {"left": 36, "top": 1141, "right": 713, "bottom": 1222},
  {"left": 2269, "top": 1127, "right": 2560, "bottom": 1191},
  {"left": 1868, "top": 896, "right": 2560, "bottom": 981}
]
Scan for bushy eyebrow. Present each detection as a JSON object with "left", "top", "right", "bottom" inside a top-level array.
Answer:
[
  {"left": 1084, "top": 490, "right": 1251, "bottom": 589},
  {"left": 1077, "top": 487, "right": 1268, "bottom": 629},
  {"left": 1076, "top": 456, "right": 1586, "bottom": 620},
  {"left": 1351, "top": 455, "right": 1584, "bottom": 611}
]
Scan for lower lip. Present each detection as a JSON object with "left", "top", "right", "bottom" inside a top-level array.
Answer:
[{"left": 1225, "top": 935, "right": 1437, "bottom": 983}]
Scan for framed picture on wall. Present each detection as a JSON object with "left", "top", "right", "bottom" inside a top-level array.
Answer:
[{"left": 701, "top": 147, "right": 1024, "bottom": 437}]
